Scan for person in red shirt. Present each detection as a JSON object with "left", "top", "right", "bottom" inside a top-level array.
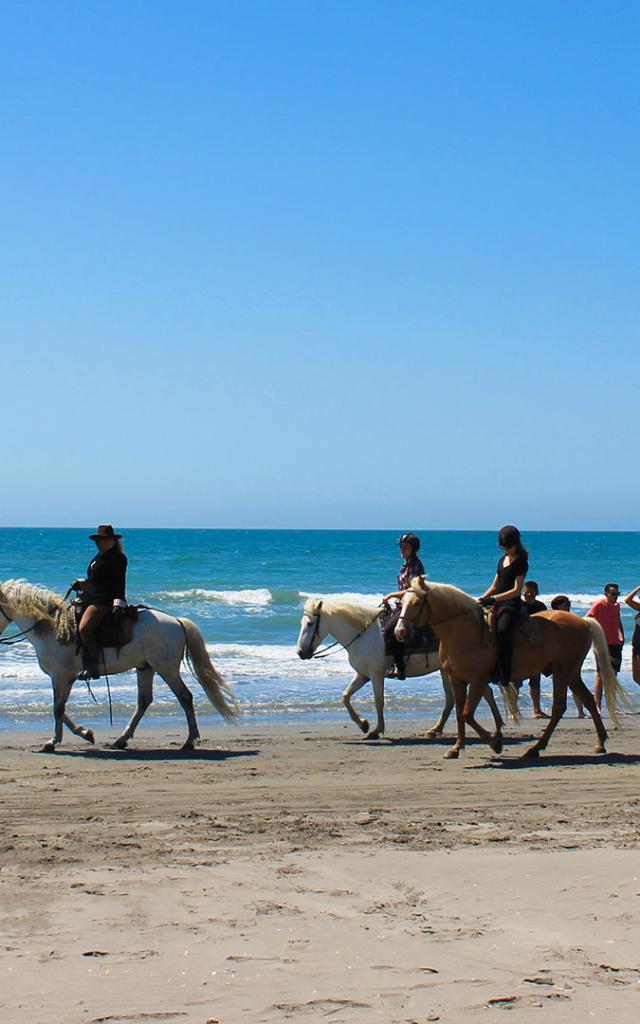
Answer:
[{"left": 586, "top": 583, "right": 624, "bottom": 710}]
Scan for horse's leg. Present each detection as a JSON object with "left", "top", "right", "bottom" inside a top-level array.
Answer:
[
  {"left": 426, "top": 670, "right": 452, "bottom": 738},
  {"left": 522, "top": 675, "right": 568, "bottom": 758},
  {"left": 42, "top": 676, "right": 74, "bottom": 752},
  {"left": 342, "top": 673, "right": 371, "bottom": 734},
  {"left": 570, "top": 676, "right": 607, "bottom": 753},
  {"left": 63, "top": 712, "right": 95, "bottom": 745},
  {"left": 111, "top": 666, "right": 155, "bottom": 749},
  {"left": 483, "top": 684, "right": 504, "bottom": 733},
  {"left": 367, "top": 674, "right": 385, "bottom": 740},
  {"left": 463, "top": 679, "right": 503, "bottom": 754},
  {"left": 445, "top": 676, "right": 467, "bottom": 758},
  {"left": 162, "top": 671, "right": 200, "bottom": 750}
]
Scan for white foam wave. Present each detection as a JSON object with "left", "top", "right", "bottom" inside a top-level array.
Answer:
[
  {"left": 300, "top": 591, "right": 382, "bottom": 607},
  {"left": 538, "top": 593, "right": 604, "bottom": 609},
  {"left": 153, "top": 587, "right": 273, "bottom": 607}
]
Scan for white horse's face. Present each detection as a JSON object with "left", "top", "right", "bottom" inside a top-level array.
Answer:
[{"left": 296, "top": 606, "right": 326, "bottom": 660}]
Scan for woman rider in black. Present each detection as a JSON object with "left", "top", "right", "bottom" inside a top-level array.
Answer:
[
  {"left": 72, "top": 524, "right": 128, "bottom": 680},
  {"left": 478, "top": 525, "right": 528, "bottom": 687},
  {"left": 382, "top": 533, "right": 425, "bottom": 679}
]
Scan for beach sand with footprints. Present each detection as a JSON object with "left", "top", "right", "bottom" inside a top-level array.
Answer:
[{"left": 1, "top": 717, "right": 640, "bottom": 1023}]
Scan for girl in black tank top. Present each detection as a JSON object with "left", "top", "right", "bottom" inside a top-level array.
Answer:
[{"left": 478, "top": 525, "right": 529, "bottom": 687}]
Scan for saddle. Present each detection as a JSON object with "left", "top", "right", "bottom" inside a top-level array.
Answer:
[
  {"left": 480, "top": 607, "right": 545, "bottom": 649},
  {"left": 381, "top": 610, "right": 439, "bottom": 658},
  {"left": 55, "top": 603, "right": 139, "bottom": 650}
]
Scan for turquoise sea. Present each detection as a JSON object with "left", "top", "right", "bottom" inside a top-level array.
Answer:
[{"left": 1, "top": 529, "right": 639, "bottom": 732}]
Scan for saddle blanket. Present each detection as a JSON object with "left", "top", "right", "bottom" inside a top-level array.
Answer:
[{"left": 55, "top": 603, "right": 139, "bottom": 649}]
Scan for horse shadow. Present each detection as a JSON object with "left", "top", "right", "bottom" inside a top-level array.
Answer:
[
  {"left": 468, "top": 752, "right": 640, "bottom": 769},
  {"left": 347, "top": 734, "right": 528, "bottom": 748},
  {"left": 37, "top": 746, "right": 259, "bottom": 762}
]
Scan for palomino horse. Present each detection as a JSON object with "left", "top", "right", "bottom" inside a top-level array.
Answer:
[
  {"left": 0, "top": 579, "right": 238, "bottom": 752},
  {"left": 396, "top": 577, "right": 629, "bottom": 759},
  {"left": 296, "top": 597, "right": 504, "bottom": 739}
]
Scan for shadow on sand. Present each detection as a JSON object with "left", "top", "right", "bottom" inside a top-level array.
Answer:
[
  {"left": 345, "top": 734, "right": 531, "bottom": 748},
  {"left": 36, "top": 746, "right": 259, "bottom": 762},
  {"left": 468, "top": 752, "right": 640, "bottom": 769}
]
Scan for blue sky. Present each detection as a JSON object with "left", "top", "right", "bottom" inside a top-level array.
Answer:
[{"left": 2, "top": 1, "right": 638, "bottom": 529}]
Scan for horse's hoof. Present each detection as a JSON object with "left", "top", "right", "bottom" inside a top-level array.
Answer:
[
  {"left": 594, "top": 743, "right": 606, "bottom": 755},
  {"left": 367, "top": 731, "right": 381, "bottom": 741},
  {"left": 425, "top": 729, "right": 441, "bottom": 739},
  {"left": 490, "top": 736, "right": 503, "bottom": 755},
  {"left": 522, "top": 747, "right": 540, "bottom": 759},
  {"left": 110, "top": 738, "right": 128, "bottom": 750},
  {"left": 182, "top": 739, "right": 199, "bottom": 751},
  {"left": 40, "top": 741, "right": 56, "bottom": 754},
  {"left": 360, "top": 719, "right": 370, "bottom": 734},
  {"left": 84, "top": 730, "right": 96, "bottom": 745},
  {"left": 444, "top": 748, "right": 460, "bottom": 759}
]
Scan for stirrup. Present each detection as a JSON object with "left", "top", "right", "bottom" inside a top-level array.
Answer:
[{"left": 77, "top": 667, "right": 100, "bottom": 682}]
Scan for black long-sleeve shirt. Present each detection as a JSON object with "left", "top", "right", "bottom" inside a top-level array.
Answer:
[{"left": 82, "top": 547, "right": 128, "bottom": 606}]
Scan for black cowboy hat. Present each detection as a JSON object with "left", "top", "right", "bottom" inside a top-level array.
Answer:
[{"left": 89, "top": 524, "right": 123, "bottom": 540}]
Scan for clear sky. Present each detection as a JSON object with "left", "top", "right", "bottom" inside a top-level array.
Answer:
[{"left": 2, "top": 1, "right": 638, "bottom": 530}]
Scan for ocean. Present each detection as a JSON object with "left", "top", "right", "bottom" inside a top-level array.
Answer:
[{"left": 1, "top": 528, "right": 639, "bottom": 732}]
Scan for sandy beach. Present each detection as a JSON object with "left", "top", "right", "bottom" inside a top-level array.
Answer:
[{"left": 1, "top": 716, "right": 639, "bottom": 1023}]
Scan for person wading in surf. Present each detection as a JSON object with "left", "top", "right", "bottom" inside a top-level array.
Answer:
[
  {"left": 382, "top": 533, "right": 425, "bottom": 679},
  {"left": 72, "top": 524, "right": 128, "bottom": 680},
  {"left": 478, "top": 525, "right": 529, "bottom": 687}
]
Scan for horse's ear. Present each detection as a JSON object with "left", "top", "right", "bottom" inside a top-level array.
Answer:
[{"left": 316, "top": 599, "right": 323, "bottom": 613}]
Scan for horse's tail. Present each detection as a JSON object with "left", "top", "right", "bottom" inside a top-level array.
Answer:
[
  {"left": 178, "top": 618, "right": 239, "bottom": 721},
  {"left": 585, "top": 617, "right": 630, "bottom": 727},
  {"left": 500, "top": 682, "right": 520, "bottom": 722}
]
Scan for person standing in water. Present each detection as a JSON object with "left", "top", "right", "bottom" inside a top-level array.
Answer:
[
  {"left": 623, "top": 585, "right": 640, "bottom": 686},
  {"left": 478, "top": 525, "right": 528, "bottom": 687},
  {"left": 382, "top": 533, "right": 425, "bottom": 679},
  {"left": 521, "top": 580, "right": 549, "bottom": 718},
  {"left": 551, "top": 595, "right": 585, "bottom": 717},
  {"left": 586, "top": 584, "right": 624, "bottom": 710}
]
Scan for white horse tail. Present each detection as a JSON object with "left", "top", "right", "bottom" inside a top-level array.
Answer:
[
  {"left": 179, "top": 618, "right": 239, "bottom": 721},
  {"left": 585, "top": 617, "right": 630, "bottom": 727},
  {"left": 501, "top": 682, "right": 520, "bottom": 722}
]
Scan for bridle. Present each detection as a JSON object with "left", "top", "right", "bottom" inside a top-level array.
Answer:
[{"left": 303, "top": 600, "right": 384, "bottom": 659}]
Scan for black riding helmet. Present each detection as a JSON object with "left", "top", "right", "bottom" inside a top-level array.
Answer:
[{"left": 398, "top": 532, "right": 421, "bottom": 553}]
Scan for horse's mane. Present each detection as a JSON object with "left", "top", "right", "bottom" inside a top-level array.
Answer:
[
  {"left": 303, "top": 597, "right": 380, "bottom": 632},
  {"left": 0, "top": 579, "right": 65, "bottom": 624},
  {"left": 411, "top": 577, "right": 482, "bottom": 620}
]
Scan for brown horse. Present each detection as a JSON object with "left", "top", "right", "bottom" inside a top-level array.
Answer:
[{"left": 396, "top": 577, "right": 629, "bottom": 760}]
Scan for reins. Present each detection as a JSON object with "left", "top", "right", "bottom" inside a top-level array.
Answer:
[{"left": 397, "top": 593, "right": 481, "bottom": 630}]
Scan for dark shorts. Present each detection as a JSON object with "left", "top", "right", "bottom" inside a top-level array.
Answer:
[{"left": 607, "top": 644, "right": 623, "bottom": 674}]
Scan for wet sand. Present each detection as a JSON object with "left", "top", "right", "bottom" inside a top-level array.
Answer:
[{"left": 1, "top": 716, "right": 640, "bottom": 1023}]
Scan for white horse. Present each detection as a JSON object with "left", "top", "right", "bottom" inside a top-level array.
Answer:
[
  {"left": 0, "top": 579, "right": 238, "bottom": 752},
  {"left": 296, "top": 597, "right": 503, "bottom": 739}
]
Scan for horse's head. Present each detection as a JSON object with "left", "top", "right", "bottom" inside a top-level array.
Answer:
[
  {"left": 395, "top": 576, "right": 431, "bottom": 642},
  {"left": 0, "top": 584, "right": 15, "bottom": 635},
  {"left": 297, "top": 599, "right": 327, "bottom": 659}
]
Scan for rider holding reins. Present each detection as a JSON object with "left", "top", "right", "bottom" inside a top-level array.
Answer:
[
  {"left": 71, "top": 524, "right": 128, "bottom": 681},
  {"left": 382, "top": 533, "right": 425, "bottom": 679}
]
